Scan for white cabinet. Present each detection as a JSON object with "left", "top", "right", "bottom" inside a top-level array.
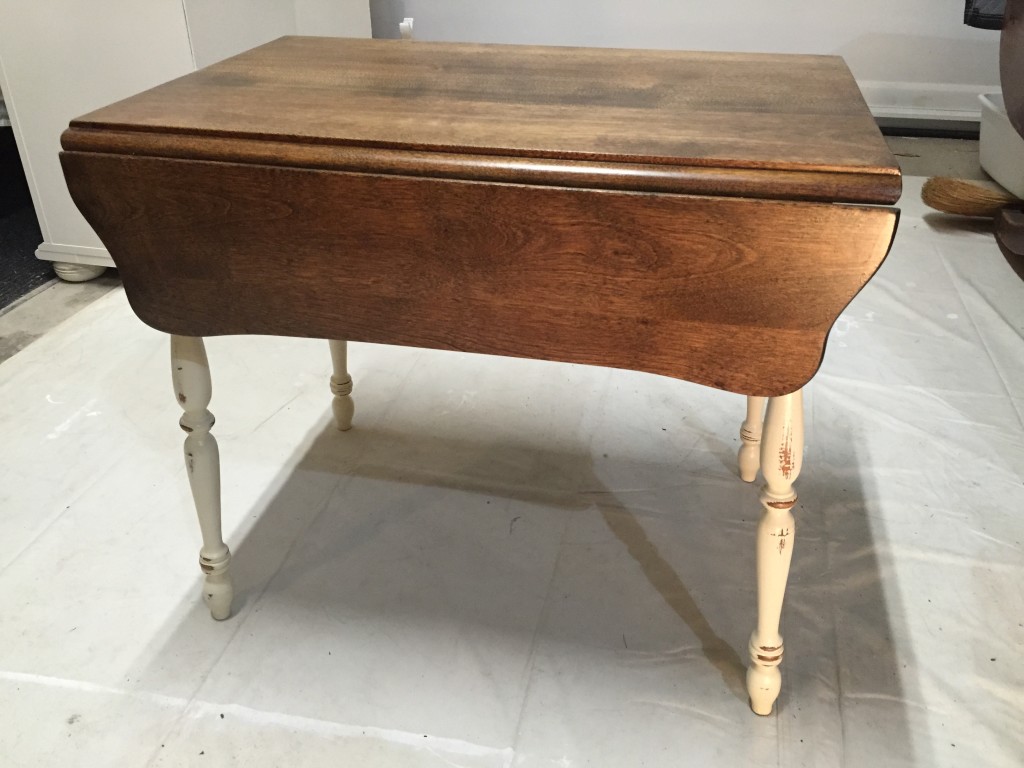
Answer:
[{"left": 0, "top": 1, "right": 370, "bottom": 279}]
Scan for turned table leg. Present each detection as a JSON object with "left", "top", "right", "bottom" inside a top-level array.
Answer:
[
  {"left": 171, "top": 336, "right": 233, "bottom": 620},
  {"left": 747, "top": 389, "right": 803, "bottom": 715},
  {"left": 328, "top": 339, "right": 354, "bottom": 431},
  {"left": 738, "top": 396, "right": 766, "bottom": 482}
]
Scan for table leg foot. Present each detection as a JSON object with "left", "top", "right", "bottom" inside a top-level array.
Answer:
[
  {"left": 199, "top": 551, "right": 233, "bottom": 621},
  {"left": 172, "top": 335, "right": 234, "bottom": 621},
  {"left": 738, "top": 395, "right": 765, "bottom": 482},
  {"left": 328, "top": 339, "right": 354, "bottom": 431},
  {"left": 747, "top": 634, "right": 782, "bottom": 716},
  {"left": 746, "top": 389, "right": 802, "bottom": 715}
]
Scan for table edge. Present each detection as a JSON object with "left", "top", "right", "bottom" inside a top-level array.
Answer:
[{"left": 61, "top": 127, "right": 902, "bottom": 205}]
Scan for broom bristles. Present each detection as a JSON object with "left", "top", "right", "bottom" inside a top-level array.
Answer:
[{"left": 921, "top": 177, "right": 1019, "bottom": 218}]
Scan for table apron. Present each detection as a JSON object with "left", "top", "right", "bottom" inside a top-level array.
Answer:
[{"left": 61, "top": 152, "right": 898, "bottom": 396}]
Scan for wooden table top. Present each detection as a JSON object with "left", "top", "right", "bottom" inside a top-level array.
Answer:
[
  {"left": 61, "top": 37, "right": 900, "bottom": 396},
  {"left": 64, "top": 37, "right": 900, "bottom": 204}
]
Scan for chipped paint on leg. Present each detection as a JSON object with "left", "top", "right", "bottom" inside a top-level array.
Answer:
[{"left": 778, "top": 424, "right": 795, "bottom": 478}]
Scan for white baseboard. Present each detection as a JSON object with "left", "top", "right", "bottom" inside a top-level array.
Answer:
[
  {"left": 861, "top": 80, "right": 996, "bottom": 123},
  {"left": 35, "top": 242, "right": 114, "bottom": 268}
]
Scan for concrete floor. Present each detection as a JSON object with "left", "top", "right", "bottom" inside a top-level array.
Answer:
[
  {"left": 0, "top": 272, "right": 121, "bottom": 363},
  {"left": 884, "top": 136, "right": 988, "bottom": 180}
]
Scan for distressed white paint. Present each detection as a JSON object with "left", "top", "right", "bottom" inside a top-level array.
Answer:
[
  {"left": 171, "top": 335, "right": 233, "bottom": 620},
  {"left": 737, "top": 395, "right": 765, "bottom": 483},
  {"left": 747, "top": 389, "right": 803, "bottom": 716},
  {"left": 328, "top": 339, "right": 355, "bottom": 431}
]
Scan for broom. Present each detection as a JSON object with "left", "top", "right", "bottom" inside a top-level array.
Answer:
[{"left": 921, "top": 177, "right": 1021, "bottom": 217}]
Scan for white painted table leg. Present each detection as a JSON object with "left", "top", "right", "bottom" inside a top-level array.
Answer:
[
  {"left": 747, "top": 389, "right": 803, "bottom": 715},
  {"left": 328, "top": 339, "right": 354, "bottom": 431},
  {"left": 738, "top": 395, "right": 766, "bottom": 482},
  {"left": 171, "top": 335, "right": 233, "bottom": 620}
]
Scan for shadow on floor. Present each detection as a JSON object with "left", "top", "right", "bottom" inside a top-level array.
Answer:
[{"left": 136, "top": 395, "right": 918, "bottom": 760}]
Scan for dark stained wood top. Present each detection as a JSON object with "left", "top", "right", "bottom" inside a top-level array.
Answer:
[
  {"left": 62, "top": 152, "right": 898, "bottom": 395},
  {"left": 63, "top": 37, "right": 901, "bottom": 204}
]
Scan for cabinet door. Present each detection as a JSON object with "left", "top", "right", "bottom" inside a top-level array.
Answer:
[
  {"left": 0, "top": 0, "right": 372, "bottom": 266},
  {"left": 0, "top": 0, "right": 194, "bottom": 259}
]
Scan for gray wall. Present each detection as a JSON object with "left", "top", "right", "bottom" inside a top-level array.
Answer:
[{"left": 369, "top": 0, "right": 1001, "bottom": 121}]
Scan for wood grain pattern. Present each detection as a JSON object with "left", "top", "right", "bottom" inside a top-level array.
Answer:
[
  {"left": 61, "top": 152, "right": 897, "bottom": 397},
  {"left": 65, "top": 37, "right": 900, "bottom": 204},
  {"left": 58, "top": 39, "right": 902, "bottom": 710},
  {"left": 60, "top": 127, "right": 898, "bottom": 205}
]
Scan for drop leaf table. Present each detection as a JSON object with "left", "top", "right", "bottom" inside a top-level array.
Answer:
[{"left": 60, "top": 37, "right": 900, "bottom": 715}]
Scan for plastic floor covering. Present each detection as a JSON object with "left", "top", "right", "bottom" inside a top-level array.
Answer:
[{"left": 0, "top": 176, "right": 1021, "bottom": 767}]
